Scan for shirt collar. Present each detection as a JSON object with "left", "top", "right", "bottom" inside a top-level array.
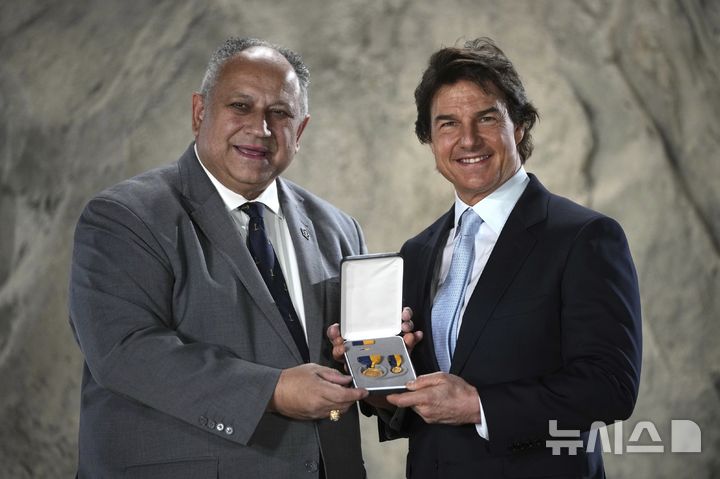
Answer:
[
  {"left": 194, "top": 143, "right": 282, "bottom": 217},
  {"left": 453, "top": 166, "right": 529, "bottom": 235}
]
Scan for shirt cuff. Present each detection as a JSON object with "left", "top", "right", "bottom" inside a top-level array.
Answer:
[{"left": 474, "top": 395, "right": 489, "bottom": 440}]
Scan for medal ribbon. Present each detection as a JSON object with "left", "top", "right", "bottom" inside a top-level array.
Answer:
[{"left": 388, "top": 354, "right": 403, "bottom": 368}]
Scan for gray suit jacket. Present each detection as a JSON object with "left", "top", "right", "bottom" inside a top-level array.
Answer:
[{"left": 69, "top": 144, "right": 367, "bottom": 478}]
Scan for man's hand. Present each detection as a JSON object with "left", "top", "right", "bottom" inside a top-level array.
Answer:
[
  {"left": 326, "top": 307, "right": 422, "bottom": 365},
  {"left": 268, "top": 363, "right": 368, "bottom": 420},
  {"left": 326, "top": 307, "right": 423, "bottom": 412},
  {"left": 399, "top": 307, "right": 423, "bottom": 353},
  {"left": 385, "top": 372, "right": 481, "bottom": 425},
  {"left": 327, "top": 322, "right": 348, "bottom": 365}
]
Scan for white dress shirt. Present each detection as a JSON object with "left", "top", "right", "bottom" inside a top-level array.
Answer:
[
  {"left": 435, "top": 166, "right": 530, "bottom": 440},
  {"left": 194, "top": 144, "right": 308, "bottom": 341}
]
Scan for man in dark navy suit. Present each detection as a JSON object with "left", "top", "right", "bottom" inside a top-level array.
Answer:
[{"left": 382, "top": 38, "right": 642, "bottom": 478}]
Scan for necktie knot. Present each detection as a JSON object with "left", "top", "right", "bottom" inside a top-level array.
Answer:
[
  {"left": 458, "top": 208, "right": 482, "bottom": 237},
  {"left": 241, "top": 202, "right": 264, "bottom": 222}
]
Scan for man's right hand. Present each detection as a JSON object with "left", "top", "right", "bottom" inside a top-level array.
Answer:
[{"left": 268, "top": 363, "right": 368, "bottom": 420}]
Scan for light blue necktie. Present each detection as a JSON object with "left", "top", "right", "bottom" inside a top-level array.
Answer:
[{"left": 432, "top": 208, "right": 482, "bottom": 372}]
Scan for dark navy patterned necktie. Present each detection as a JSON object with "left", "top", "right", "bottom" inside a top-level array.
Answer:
[{"left": 241, "top": 202, "right": 310, "bottom": 363}]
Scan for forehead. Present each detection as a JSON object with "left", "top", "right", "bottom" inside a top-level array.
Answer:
[
  {"left": 214, "top": 47, "right": 300, "bottom": 101},
  {"left": 431, "top": 79, "right": 505, "bottom": 111}
]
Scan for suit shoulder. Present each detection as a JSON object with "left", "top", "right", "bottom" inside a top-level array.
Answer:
[
  {"left": 281, "top": 179, "right": 358, "bottom": 226},
  {"left": 548, "top": 192, "right": 602, "bottom": 220},
  {"left": 544, "top": 190, "right": 626, "bottom": 240},
  {"left": 86, "top": 162, "right": 181, "bottom": 216}
]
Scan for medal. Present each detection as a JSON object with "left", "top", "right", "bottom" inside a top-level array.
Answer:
[
  {"left": 359, "top": 354, "right": 385, "bottom": 377},
  {"left": 388, "top": 354, "right": 404, "bottom": 374},
  {"left": 351, "top": 339, "right": 376, "bottom": 346},
  {"left": 362, "top": 367, "right": 384, "bottom": 377}
]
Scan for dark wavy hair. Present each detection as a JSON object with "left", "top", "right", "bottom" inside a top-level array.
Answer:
[{"left": 414, "top": 38, "right": 539, "bottom": 163}]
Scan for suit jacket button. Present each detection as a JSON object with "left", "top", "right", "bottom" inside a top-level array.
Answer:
[
  {"left": 225, "top": 426, "right": 234, "bottom": 435},
  {"left": 216, "top": 423, "right": 224, "bottom": 432},
  {"left": 207, "top": 419, "right": 216, "bottom": 429},
  {"left": 305, "top": 461, "right": 318, "bottom": 472},
  {"left": 199, "top": 416, "right": 208, "bottom": 426}
]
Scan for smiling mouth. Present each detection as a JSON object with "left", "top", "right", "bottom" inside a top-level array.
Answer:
[
  {"left": 234, "top": 145, "right": 269, "bottom": 159},
  {"left": 456, "top": 154, "right": 491, "bottom": 164}
]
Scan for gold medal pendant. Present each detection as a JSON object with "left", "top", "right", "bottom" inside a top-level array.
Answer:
[
  {"left": 359, "top": 354, "right": 385, "bottom": 377},
  {"left": 362, "top": 367, "right": 384, "bottom": 377},
  {"left": 388, "top": 354, "right": 404, "bottom": 374}
]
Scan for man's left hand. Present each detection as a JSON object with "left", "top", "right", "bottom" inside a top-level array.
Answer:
[{"left": 386, "top": 372, "right": 481, "bottom": 425}]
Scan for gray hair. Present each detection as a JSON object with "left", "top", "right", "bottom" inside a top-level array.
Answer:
[{"left": 199, "top": 37, "right": 310, "bottom": 115}]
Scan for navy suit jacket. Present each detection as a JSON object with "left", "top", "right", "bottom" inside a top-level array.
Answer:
[{"left": 396, "top": 174, "right": 642, "bottom": 478}]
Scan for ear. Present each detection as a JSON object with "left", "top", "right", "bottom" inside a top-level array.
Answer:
[
  {"left": 294, "top": 115, "right": 311, "bottom": 151},
  {"left": 191, "top": 93, "right": 205, "bottom": 136},
  {"left": 514, "top": 123, "right": 525, "bottom": 145}
]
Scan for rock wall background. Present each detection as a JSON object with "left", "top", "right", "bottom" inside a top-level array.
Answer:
[{"left": 0, "top": 0, "right": 717, "bottom": 477}]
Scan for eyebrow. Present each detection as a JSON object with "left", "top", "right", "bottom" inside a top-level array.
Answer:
[
  {"left": 227, "top": 94, "right": 295, "bottom": 112},
  {"left": 227, "top": 93, "right": 254, "bottom": 102},
  {"left": 433, "top": 106, "right": 500, "bottom": 123}
]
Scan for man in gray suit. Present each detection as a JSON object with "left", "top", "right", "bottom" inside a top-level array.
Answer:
[{"left": 69, "top": 37, "right": 369, "bottom": 478}]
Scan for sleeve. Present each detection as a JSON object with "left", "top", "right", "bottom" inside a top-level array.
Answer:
[
  {"left": 479, "top": 216, "right": 642, "bottom": 455},
  {"left": 351, "top": 216, "right": 368, "bottom": 255},
  {"left": 475, "top": 396, "right": 489, "bottom": 439},
  {"left": 69, "top": 196, "right": 281, "bottom": 445}
]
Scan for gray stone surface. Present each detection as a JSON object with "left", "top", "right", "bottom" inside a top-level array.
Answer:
[{"left": 0, "top": 0, "right": 717, "bottom": 477}]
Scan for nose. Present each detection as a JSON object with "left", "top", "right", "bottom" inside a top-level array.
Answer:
[
  {"left": 459, "top": 122, "right": 481, "bottom": 149},
  {"left": 246, "top": 112, "right": 271, "bottom": 138}
]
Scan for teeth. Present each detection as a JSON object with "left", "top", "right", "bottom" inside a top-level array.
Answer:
[{"left": 458, "top": 155, "right": 489, "bottom": 164}]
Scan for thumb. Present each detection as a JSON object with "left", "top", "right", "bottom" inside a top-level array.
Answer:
[
  {"left": 326, "top": 323, "right": 341, "bottom": 341},
  {"left": 317, "top": 366, "right": 353, "bottom": 385},
  {"left": 407, "top": 371, "right": 444, "bottom": 390}
]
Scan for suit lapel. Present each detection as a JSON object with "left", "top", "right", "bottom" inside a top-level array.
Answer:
[
  {"left": 416, "top": 207, "right": 454, "bottom": 373},
  {"left": 178, "top": 146, "right": 304, "bottom": 363},
  {"left": 450, "top": 175, "right": 548, "bottom": 374},
  {"left": 277, "top": 179, "right": 327, "bottom": 364}
]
